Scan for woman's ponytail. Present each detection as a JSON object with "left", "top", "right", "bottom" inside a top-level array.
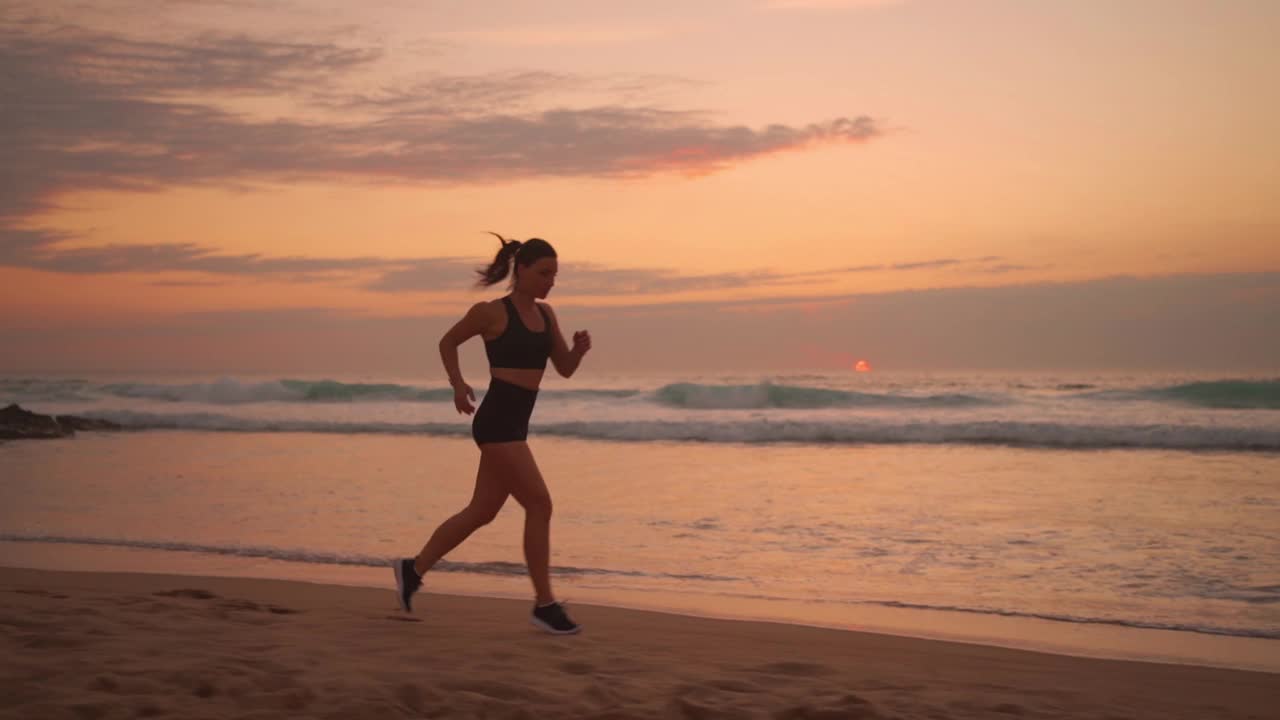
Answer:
[{"left": 475, "top": 232, "right": 522, "bottom": 287}]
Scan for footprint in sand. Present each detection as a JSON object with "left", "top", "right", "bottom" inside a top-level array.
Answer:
[
  {"left": 750, "top": 661, "right": 835, "bottom": 677},
  {"left": 13, "top": 588, "right": 70, "bottom": 599},
  {"left": 153, "top": 589, "right": 219, "bottom": 600},
  {"left": 774, "top": 694, "right": 882, "bottom": 720},
  {"left": 707, "top": 678, "right": 763, "bottom": 694},
  {"left": 152, "top": 589, "right": 299, "bottom": 615},
  {"left": 217, "top": 599, "right": 299, "bottom": 614}
]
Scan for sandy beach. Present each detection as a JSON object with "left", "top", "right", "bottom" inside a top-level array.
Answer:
[{"left": 2, "top": 566, "right": 1275, "bottom": 720}]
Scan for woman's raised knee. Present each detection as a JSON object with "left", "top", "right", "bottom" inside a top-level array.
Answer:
[{"left": 520, "top": 492, "right": 553, "bottom": 517}]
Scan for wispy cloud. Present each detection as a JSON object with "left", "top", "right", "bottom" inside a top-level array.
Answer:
[
  {"left": 0, "top": 226, "right": 825, "bottom": 293},
  {"left": 0, "top": 19, "right": 882, "bottom": 232},
  {"left": 831, "top": 256, "right": 1020, "bottom": 274},
  {"left": 366, "top": 261, "right": 795, "bottom": 295},
  {"left": 976, "top": 263, "right": 1042, "bottom": 274},
  {"left": 1, "top": 11, "right": 886, "bottom": 297},
  {"left": 888, "top": 258, "right": 963, "bottom": 271},
  {"left": 1, "top": 223, "right": 1027, "bottom": 296},
  {"left": 309, "top": 70, "right": 673, "bottom": 117},
  {"left": 0, "top": 227, "right": 392, "bottom": 281}
]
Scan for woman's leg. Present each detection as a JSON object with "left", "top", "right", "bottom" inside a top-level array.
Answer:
[
  {"left": 482, "top": 442, "right": 554, "bottom": 604},
  {"left": 413, "top": 449, "right": 509, "bottom": 576}
]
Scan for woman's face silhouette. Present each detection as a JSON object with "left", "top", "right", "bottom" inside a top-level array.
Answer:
[{"left": 517, "top": 256, "right": 558, "bottom": 299}]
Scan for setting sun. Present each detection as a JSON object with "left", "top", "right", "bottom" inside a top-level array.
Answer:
[{"left": 854, "top": 360, "right": 872, "bottom": 373}]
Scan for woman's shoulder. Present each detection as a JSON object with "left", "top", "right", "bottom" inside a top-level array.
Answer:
[{"left": 466, "top": 298, "right": 507, "bottom": 323}]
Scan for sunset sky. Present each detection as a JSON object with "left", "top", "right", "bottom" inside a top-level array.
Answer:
[{"left": 3, "top": 0, "right": 1277, "bottom": 376}]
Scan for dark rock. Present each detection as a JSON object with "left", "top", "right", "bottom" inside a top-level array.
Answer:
[
  {"left": 0, "top": 403, "right": 68, "bottom": 439},
  {"left": 0, "top": 404, "right": 121, "bottom": 440}
]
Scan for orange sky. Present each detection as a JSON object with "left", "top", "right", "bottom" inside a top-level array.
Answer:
[{"left": 2, "top": 0, "right": 1278, "bottom": 373}]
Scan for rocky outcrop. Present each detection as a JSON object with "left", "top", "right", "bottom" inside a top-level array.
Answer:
[
  {"left": 0, "top": 404, "right": 122, "bottom": 440},
  {"left": 0, "top": 404, "right": 62, "bottom": 438}
]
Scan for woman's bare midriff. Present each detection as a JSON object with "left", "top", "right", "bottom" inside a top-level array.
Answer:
[{"left": 491, "top": 367, "right": 545, "bottom": 391}]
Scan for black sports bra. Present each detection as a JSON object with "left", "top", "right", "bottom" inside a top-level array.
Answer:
[{"left": 484, "top": 297, "right": 552, "bottom": 370}]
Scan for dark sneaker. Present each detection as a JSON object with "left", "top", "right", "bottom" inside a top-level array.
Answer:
[
  {"left": 531, "top": 601, "right": 581, "bottom": 635},
  {"left": 393, "top": 558, "right": 422, "bottom": 613}
]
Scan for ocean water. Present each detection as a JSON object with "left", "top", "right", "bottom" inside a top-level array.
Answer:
[
  {"left": 2, "top": 371, "right": 1278, "bottom": 670},
  {"left": 3, "top": 371, "right": 1278, "bottom": 450}
]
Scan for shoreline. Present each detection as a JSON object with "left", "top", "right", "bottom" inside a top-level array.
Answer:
[
  {"left": 3, "top": 565, "right": 1276, "bottom": 720},
  {"left": 4, "top": 542, "right": 1278, "bottom": 677}
]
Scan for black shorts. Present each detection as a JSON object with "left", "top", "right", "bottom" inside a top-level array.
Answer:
[{"left": 471, "top": 378, "right": 538, "bottom": 445}]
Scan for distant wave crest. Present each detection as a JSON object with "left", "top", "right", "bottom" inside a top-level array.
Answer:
[
  {"left": 1, "top": 378, "right": 640, "bottom": 406},
  {"left": 652, "top": 382, "right": 991, "bottom": 410},
  {"left": 8, "top": 376, "right": 1279, "bottom": 411},
  {"left": 98, "top": 378, "right": 455, "bottom": 404},
  {"left": 1082, "top": 379, "right": 1280, "bottom": 410},
  {"left": 1145, "top": 379, "right": 1280, "bottom": 410},
  {"left": 74, "top": 410, "right": 1280, "bottom": 452}
]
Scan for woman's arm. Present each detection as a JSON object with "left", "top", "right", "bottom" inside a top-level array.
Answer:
[
  {"left": 440, "top": 302, "right": 494, "bottom": 413},
  {"left": 543, "top": 304, "right": 591, "bottom": 379}
]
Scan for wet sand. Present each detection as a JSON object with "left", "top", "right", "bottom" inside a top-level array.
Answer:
[{"left": 2, "top": 566, "right": 1275, "bottom": 719}]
